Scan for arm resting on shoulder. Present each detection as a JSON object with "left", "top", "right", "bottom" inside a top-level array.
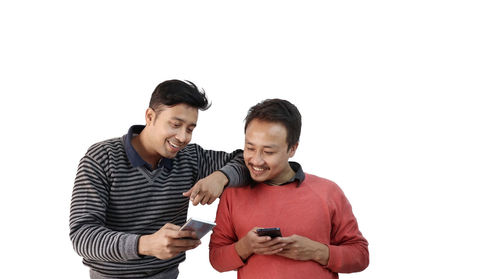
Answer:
[{"left": 195, "top": 146, "right": 250, "bottom": 187}]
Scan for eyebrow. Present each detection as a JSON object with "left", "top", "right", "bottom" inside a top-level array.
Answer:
[
  {"left": 245, "top": 141, "right": 278, "bottom": 149},
  {"left": 172, "top": 117, "right": 197, "bottom": 127}
]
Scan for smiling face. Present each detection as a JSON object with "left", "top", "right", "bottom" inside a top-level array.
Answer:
[
  {"left": 143, "top": 103, "right": 198, "bottom": 160},
  {"left": 244, "top": 119, "right": 297, "bottom": 184}
]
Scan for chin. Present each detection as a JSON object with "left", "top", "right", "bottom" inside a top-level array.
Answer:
[
  {"left": 250, "top": 174, "right": 267, "bottom": 183},
  {"left": 162, "top": 150, "right": 178, "bottom": 159}
]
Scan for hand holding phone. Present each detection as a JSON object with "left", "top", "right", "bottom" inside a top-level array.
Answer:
[{"left": 256, "top": 228, "right": 282, "bottom": 238}]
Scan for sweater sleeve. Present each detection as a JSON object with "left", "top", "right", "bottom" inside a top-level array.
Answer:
[
  {"left": 209, "top": 191, "right": 246, "bottom": 272},
  {"left": 69, "top": 155, "right": 142, "bottom": 263},
  {"left": 325, "top": 188, "right": 369, "bottom": 273},
  {"left": 194, "top": 145, "right": 250, "bottom": 187}
]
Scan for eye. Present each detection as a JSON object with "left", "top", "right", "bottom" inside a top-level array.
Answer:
[
  {"left": 245, "top": 146, "right": 255, "bottom": 152},
  {"left": 170, "top": 122, "right": 182, "bottom": 128},
  {"left": 264, "top": 151, "right": 275, "bottom": 155}
]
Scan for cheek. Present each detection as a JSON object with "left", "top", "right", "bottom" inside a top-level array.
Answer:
[
  {"left": 243, "top": 150, "right": 254, "bottom": 162},
  {"left": 269, "top": 155, "right": 287, "bottom": 170},
  {"left": 267, "top": 159, "right": 279, "bottom": 170},
  {"left": 185, "top": 133, "right": 193, "bottom": 144},
  {"left": 161, "top": 127, "right": 175, "bottom": 139}
]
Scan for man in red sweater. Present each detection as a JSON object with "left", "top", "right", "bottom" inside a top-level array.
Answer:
[{"left": 209, "top": 99, "right": 369, "bottom": 279}]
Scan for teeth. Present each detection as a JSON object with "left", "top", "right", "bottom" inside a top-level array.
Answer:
[
  {"left": 168, "top": 140, "right": 180, "bottom": 148},
  {"left": 252, "top": 166, "right": 265, "bottom": 171}
]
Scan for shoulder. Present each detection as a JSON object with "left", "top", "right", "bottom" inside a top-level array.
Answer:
[
  {"left": 176, "top": 143, "right": 228, "bottom": 160},
  {"left": 303, "top": 173, "right": 338, "bottom": 188},
  {"left": 178, "top": 143, "right": 200, "bottom": 154},
  {"left": 85, "top": 137, "right": 125, "bottom": 163},
  {"left": 303, "top": 173, "right": 344, "bottom": 195},
  {"left": 220, "top": 184, "right": 252, "bottom": 200},
  {"left": 175, "top": 143, "right": 201, "bottom": 161}
]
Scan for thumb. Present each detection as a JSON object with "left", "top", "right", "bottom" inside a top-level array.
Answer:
[{"left": 162, "top": 223, "right": 180, "bottom": 231}]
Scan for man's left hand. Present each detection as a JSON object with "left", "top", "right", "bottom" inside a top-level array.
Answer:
[
  {"left": 276, "top": 234, "right": 330, "bottom": 265},
  {"left": 182, "top": 171, "right": 228, "bottom": 205}
]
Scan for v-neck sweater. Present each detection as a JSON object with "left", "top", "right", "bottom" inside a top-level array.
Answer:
[{"left": 70, "top": 135, "right": 247, "bottom": 278}]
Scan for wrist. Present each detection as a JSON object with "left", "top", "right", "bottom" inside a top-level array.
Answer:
[
  {"left": 216, "top": 170, "right": 230, "bottom": 186},
  {"left": 314, "top": 243, "right": 330, "bottom": 266},
  {"left": 138, "top": 235, "right": 151, "bottom": 256},
  {"left": 235, "top": 237, "right": 252, "bottom": 261}
]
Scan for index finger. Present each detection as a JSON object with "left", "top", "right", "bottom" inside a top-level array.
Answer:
[
  {"left": 182, "top": 188, "right": 193, "bottom": 197},
  {"left": 173, "top": 229, "right": 199, "bottom": 239},
  {"left": 188, "top": 181, "right": 202, "bottom": 199},
  {"left": 191, "top": 192, "right": 205, "bottom": 206},
  {"left": 163, "top": 223, "right": 181, "bottom": 231}
]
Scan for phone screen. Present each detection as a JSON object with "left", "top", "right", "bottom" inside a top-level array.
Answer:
[{"left": 256, "top": 228, "right": 282, "bottom": 238}]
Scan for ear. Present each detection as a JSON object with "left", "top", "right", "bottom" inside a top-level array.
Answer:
[
  {"left": 288, "top": 142, "right": 299, "bottom": 158},
  {"left": 145, "top": 108, "right": 156, "bottom": 126}
]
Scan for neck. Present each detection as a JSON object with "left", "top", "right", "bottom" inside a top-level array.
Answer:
[
  {"left": 132, "top": 132, "right": 161, "bottom": 169},
  {"left": 267, "top": 165, "right": 295, "bottom": 185}
]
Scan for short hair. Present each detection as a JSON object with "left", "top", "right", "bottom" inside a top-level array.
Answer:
[
  {"left": 244, "top": 99, "right": 301, "bottom": 150},
  {"left": 149, "top": 79, "right": 211, "bottom": 111}
]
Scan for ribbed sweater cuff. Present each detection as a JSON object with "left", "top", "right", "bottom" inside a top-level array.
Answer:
[
  {"left": 219, "top": 166, "right": 238, "bottom": 187},
  {"left": 327, "top": 244, "right": 339, "bottom": 271},
  {"left": 122, "top": 234, "right": 142, "bottom": 260}
]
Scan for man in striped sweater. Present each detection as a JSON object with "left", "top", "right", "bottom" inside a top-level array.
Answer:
[{"left": 70, "top": 80, "right": 249, "bottom": 278}]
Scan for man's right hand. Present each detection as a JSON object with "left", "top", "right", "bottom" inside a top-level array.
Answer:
[
  {"left": 234, "top": 227, "right": 286, "bottom": 261},
  {"left": 138, "top": 223, "right": 201, "bottom": 260}
]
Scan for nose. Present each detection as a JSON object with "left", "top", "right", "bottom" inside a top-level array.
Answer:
[
  {"left": 176, "top": 129, "right": 188, "bottom": 143},
  {"left": 249, "top": 152, "right": 264, "bottom": 166}
]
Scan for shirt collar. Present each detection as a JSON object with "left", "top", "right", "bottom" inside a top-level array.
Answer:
[
  {"left": 287, "top": 161, "right": 305, "bottom": 186},
  {"left": 251, "top": 161, "right": 305, "bottom": 187},
  {"left": 123, "top": 125, "right": 173, "bottom": 170}
]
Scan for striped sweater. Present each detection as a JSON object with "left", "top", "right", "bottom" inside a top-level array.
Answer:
[{"left": 69, "top": 134, "right": 247, "bottom": 278}]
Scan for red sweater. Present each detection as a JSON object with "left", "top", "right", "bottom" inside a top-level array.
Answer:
[{"left": 209, "top": 173, "right": 369, "bottom": 279}]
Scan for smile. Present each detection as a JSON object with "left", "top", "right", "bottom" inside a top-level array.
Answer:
[
  {"left": 251, "top": 165, "right": 268, "bottom": 172},
  {"left": 168, "top": 140, "right": 181, "bottom": 149}
]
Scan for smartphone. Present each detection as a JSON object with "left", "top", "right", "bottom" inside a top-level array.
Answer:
[
  {"left": 179, "top": 217, "right": 216, "bottom": 239},
  {"left": 256, "top": 228, "right": 282, "bottom": 238}
]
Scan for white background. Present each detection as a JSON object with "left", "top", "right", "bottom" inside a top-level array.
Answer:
[{"left": 1, "top": 1, "right": 499, "bottom": 278}]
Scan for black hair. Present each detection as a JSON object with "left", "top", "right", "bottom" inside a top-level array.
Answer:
[
  {"left": 244, "top": 98, "right": 301, "bottom": 150},
  {"left": 149, "top": 79, "right": 211, "bottom": 111}
]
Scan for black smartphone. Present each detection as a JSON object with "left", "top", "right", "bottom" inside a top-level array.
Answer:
[{"left": 256, "top": 228, "right": 282, "bottom": 238}]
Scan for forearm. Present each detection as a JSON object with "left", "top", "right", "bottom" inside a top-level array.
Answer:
[
  {"left": 326, "top": 242, "right": 369, "bottom": 273},
  {"left": 196, "top": 146, "right": 249, "bottom": 187},
  {"left": 219, "top": 150, "right": 250, "bottom": 187},
  {"left": 209, "top": 243, "right": 245, "bottom": 272},
  {"left": 70, "top": 223, "right": 141, "bottom": 262}
]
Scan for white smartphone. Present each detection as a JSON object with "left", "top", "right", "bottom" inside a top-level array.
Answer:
[{"left": 179, "top": 217, "right": 216, "bottom": 239}]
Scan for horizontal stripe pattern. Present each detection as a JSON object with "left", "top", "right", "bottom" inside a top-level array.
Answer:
[{"left": 70, "top": 136, "right": 246, "bottom": 278}]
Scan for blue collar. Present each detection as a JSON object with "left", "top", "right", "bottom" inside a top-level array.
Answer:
[{"left": 123, "top": 125, "right": 173, "bottom": 170}]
